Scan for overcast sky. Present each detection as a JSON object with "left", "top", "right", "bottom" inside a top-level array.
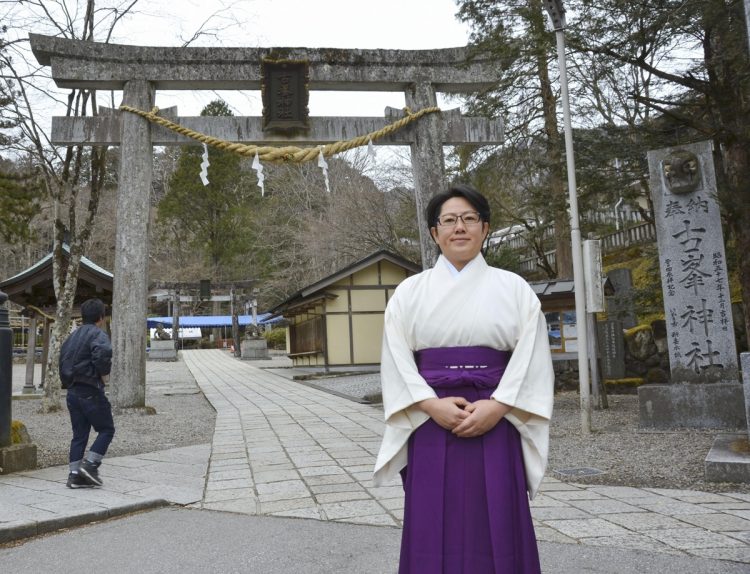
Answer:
[
  {"left": 139, "top": 0, "right": 472, "bottom": 116},
  {"left": 2, "top": 0, "right": 475, "bottom": 181},
  {"left": 12, "top": 0, "right": 473, "bottom": 118}
]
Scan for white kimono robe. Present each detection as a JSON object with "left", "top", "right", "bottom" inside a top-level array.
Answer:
[{"left": 373, "top": 254, "right": 554, "bottom": 498}]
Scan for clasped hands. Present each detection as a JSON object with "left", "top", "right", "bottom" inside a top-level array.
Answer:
[{"left": 417, "top": 396, "right": 511, "bottom": 438}]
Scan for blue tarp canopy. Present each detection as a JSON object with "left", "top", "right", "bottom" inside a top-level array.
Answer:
[{"left": 146, "top": 313, "right": 281, "bottom": 329}]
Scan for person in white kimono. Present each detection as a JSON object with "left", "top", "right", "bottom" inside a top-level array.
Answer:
[{"left": 373, "top": 184, "right": 554, "bottom": 574}]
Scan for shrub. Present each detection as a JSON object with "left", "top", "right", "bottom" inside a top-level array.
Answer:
[{"left": 263, "top": 327, "right": 287, "bottom": 350}]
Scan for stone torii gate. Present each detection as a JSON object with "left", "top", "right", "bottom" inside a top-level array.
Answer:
[{"left": 30, "top": 34, "right": 503, "bottom": 407}]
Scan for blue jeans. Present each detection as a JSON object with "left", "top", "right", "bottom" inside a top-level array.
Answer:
[{"left": 66, "top": 384, "right": 115, "bottom": 463}]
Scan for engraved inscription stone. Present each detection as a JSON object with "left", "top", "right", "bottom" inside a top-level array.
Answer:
[
  {"left": 649, "top": 141, "right": 738, "bottom": 384},
  {"left": 261, "top": 59, "right": 309, "bottom": 133},
  {"left": 606, "top": 268, "right": 636, "bottom": 329},
  {"left": 598, "top": 319, "right": 625, "bottom": 380}
]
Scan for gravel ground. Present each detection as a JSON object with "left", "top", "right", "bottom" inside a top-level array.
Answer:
[
  {"left": 10, "top": 359, "right": 749, "bottom": 495},
  {"left": 11, "top": 360, "right": 216, "bottom": 470},
  {"left": 547, "top": 391, "right": 747, "bottom": 493}
]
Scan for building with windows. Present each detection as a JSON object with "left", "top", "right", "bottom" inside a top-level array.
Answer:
[{"left": 269, "top": 250, "right": 421, "bottom": 370}]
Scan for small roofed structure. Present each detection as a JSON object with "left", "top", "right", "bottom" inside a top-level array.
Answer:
[
  {"left": 0, "top": 245, "right": 113, "bottom": 392},
  {"left": 529, "top": 277, "right": 614, "bottom": 359},
  {"left": 269, "top": 250, "right": 422, "bottom": 370},
  {"left": 0, "top": 246, "right": 113, "bottom": 311}
]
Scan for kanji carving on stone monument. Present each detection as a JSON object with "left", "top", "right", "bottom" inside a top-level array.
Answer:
[{"left": 649, "top": 141, "right": 738, "bottom": 383}]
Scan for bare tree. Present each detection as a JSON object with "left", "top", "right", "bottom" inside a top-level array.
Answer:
[{"left": 0, "top": 0, "right": 140, "bottom": 411}]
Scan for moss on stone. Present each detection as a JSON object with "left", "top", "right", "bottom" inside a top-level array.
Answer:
[
  {"left": 11, "top": 420, "right": 32, "bottom": 445},
  {"left": 623, "top": 324, "right": 651, "bottom": 339},
  {"left": 603, "top": 377, "right": 645, "bottom": 386}
]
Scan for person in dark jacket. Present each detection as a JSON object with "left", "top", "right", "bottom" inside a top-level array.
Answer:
[{"left": 59, "top": 298, "right": 115, "bottom": 488}]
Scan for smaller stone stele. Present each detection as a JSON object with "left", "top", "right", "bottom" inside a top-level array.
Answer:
[
  {"left": 241, "top": 335, "right": 270, "bottom": 360},
  {"left": 1, "top": 420, "right": 37, "bottom": 474}
]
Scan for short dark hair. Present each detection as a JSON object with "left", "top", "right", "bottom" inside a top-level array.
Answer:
[
  {"left": 425, "top": 184, "right": 491, "bottom": 229},
  {"left": 80, "top": 298, "right": 106, "bottom": 324}
]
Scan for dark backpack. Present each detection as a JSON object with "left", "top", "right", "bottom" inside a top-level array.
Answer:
[{"left": 59, "top": 329, "right": 92, "bottom": 389}]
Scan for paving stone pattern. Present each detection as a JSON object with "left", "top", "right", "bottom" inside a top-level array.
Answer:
[{"left": 1, "top": 350, "right": 749, "bottom": 565}]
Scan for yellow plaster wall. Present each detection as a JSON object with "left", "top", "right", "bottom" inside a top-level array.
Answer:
[
  {"left": 350, "top": 290, "right": 385, "bottom": 312},
  {"left": 380, "top": 261, "right": 409, "bottom": 284},
  {"left": 352, "top": 314, "right": 384, "bottom": 364},
  {"left": 327, "top": 315, "right": 351, "bottom": 364},
  {"left": 325, "top": 291, "right": 349, "bottom": 313},
  {"left": 352, "top": 264, "right": 379, "bottom": 285}
]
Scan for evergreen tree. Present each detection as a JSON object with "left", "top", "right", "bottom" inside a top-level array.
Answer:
[
  {"left": 0, "top": 29, "right": 41, "bottom": 244},
  {"left": 573, "top": 0, "right": 750, "bottom": 340},
  {"left": 157, "top": 100, "right": 260, "bottom": 279},
  {"left": 455, "top": 0, "right": 573, "bottom": 278}
]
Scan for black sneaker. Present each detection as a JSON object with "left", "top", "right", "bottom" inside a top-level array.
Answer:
[
  {"left": 66, "top": 472, "right": 94, "bottom": 489},
  {"left": 79, "top": 460, "right": 103, "bottom": 486}
]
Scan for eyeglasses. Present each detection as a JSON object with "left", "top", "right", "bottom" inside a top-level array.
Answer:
[{"left": 436, "top": 211, "right": 483, "bottom": 227}]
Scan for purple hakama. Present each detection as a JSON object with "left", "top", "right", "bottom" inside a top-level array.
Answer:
[{"left": 399, "top": 346, "right": 541, "bottom": 574}]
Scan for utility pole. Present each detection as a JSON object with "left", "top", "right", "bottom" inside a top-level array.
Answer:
[
  {"left": 543, "top": 0, "right": 591, "bottom": 433},
  {"left": 0, "top": 291, "right": 12, "bottom": 448}
]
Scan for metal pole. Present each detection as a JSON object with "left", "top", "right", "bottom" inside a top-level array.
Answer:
[
  {"left": 23, "top": 312, "right": 37, "bottom": 393},
  {"left": 554, "top": 28, "right": 591, "bottom": 434},
  {"left": 0, "top": 291, "right": 13, "bottom": 447},
  {"left": 172, "top": 288, "right": 180, "bottom": 354}
]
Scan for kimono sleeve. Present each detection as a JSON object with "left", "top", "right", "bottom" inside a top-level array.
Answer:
[
  {"left": 491, "top": 279, "right": 554, "bottom": 421},
  {"left": 380, "top": 288, "right": 437, "bottom": 427},
  {"left": 491, "top": 278, "right": 554, "bottom": 497}
]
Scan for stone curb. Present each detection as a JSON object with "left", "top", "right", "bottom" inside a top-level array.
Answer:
[
  {"left": 294, "top": 379, "right": 374, "bottom": 404},
  {"left": 0, "top": 498, "right": 169, "bottom": 545},
  {"left": 11, "top": 394, "right": 43, "bottom": 401}
]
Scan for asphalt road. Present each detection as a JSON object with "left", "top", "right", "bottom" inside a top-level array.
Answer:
[{"left": 0, "top": 508, "right": 746, "bottom": 574}]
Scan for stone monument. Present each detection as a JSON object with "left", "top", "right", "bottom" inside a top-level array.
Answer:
[
  {"left": 598, "top": 319, "right": 625, "bottom": 380},
  {"left": 0, "top": 291, "right": 37, "bottom": 474},
  {"left": 605, "top": 268, "right": 636, "bottom": 329},
  {"left": 640, "top": 140, "right": 742, "bottom": 429},
  {"left": 241, "top": 334, "right": 270, "bottom": 360},
  {"left": 148, "top": 323, "right": 178, "bottom": 361},
  {"left": 705, "top": 352, "right": 750, "bottom": 482}
]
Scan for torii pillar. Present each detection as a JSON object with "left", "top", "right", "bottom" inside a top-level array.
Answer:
[
  {"left": 30, "top": 35, "right": 503, "bottom": 407},
  {"left": 111, "top": 79, "right": 154, "bottom": 408},
  {"left": 407, "top": 81, "right": 446, "bottom": 266}
]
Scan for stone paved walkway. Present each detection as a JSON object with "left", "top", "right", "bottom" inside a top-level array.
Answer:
[
  {"left": 2, "top": 350, "right": 749, "bottom": 566},
  {"left": 184, "top": 350, "right": 392, "bottom": 524},
  {"left": 185, "top": 350, "right": 750, "bottom": 564}
]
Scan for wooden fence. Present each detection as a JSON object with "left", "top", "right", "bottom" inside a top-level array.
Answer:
[{"left": 516, "top": 221, "right": 656, "bottom": 274}]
